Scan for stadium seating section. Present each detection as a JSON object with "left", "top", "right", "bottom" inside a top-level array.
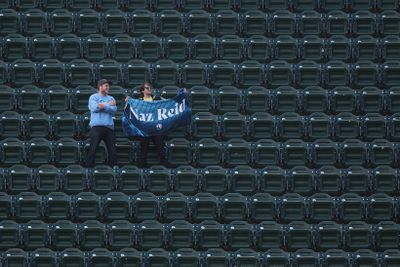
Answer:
[{"left": 1, "top": 0, "right": 400, "bottom": 265}]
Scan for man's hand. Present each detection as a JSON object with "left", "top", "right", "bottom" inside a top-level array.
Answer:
[
  {"left": 125, "top": 96, "right": 130, "bottom": 102},
  {"left": 108, "top": 100, "right": 116, "bottom": 106},
  {"left": 183, "top": 88, "right": 188, "bottom": 93},
  {"left": 98, "top": 103, "right": 106, "bottom": 109}
]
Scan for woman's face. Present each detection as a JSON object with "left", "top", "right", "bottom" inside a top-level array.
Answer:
[{"left": 143, "top": 84, "right": 152, "bottom": 95}]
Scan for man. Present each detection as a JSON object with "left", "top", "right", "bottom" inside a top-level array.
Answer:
[{"left": 86, "top": 79, "right": 117, "bottom": 168}]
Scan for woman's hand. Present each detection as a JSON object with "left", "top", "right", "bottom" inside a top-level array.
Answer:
[{"left": 125, "top": 96, "right": 130, "bottom": 102}]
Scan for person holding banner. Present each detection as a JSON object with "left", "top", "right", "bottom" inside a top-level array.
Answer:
[
  {"left": 86, "top": 79, "right": 118, "bottom": 168},
  {"left": 124, "top": 82, "right": 190, "bottom": 168}
]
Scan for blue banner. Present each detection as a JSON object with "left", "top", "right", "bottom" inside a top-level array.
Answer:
[{"left": 122, "top": 91, "right": 192, "bottom": 137}]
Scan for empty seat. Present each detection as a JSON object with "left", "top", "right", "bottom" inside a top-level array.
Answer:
[
  {"left": 243, "top": 86, "right": 270, "bottom": 114},
  {"left": 295, "top": 61, "right": 322, "bottom": 88},
  {"left": 144, "top": 166, "right": 171, "bottom": 195},
  {"left": 128, "top": 9, "right": 154, "bottom": 37},
  {"left": 344, "top": 221, "right": 373, "bottom": 251},
  {"left": 3, "top": 249, "right": 29, "bottom": 267},
  {"left": 237, "top": 60, "right": 264, "bottom": 88},
  {"left": 382, "top": 35, "right": 400, "bottom": 61},
  {"left": 324, "top": 61, "right": 350, "bottom": 88},
  {"left": 315, "top": 221, "right": 343, "bottom": 251},
  {"left": 0, "top": 193, "right": 13, "bottom": 221},
  {"left": 214, "top": 10, "right": 240, "bottom": 36},
  {"left": 220, "top": 193, "right": 248, "bottom": 222},
  {"left": 276, "top": 112, "right": 305, "bottom": 140},
  {"left": 191, "top": 112, "right": 219, "bottom": 139},
  {"left": 325, "top": 11, "right": 351, "bottom": 36},
  {"left": 307, "top": 112, "right": 333, "bottom": 140},
  {"left": 42, "top": 0, "right": 67, "bottom": 9},
  {"left": 87, "top": 248, "right": 114, "bottom": 267},
  {"left": 299, "top": 35, "right": 325, "bottom": 62},
  {"left": 10, "top": 59, "right": 37, "bottom": 87},
  {"left": 50, "top": 220, "right": 78, "bottom": 250},
  {"left": 0, "top": 9, "right": 20, "bottom": 36},
  {"left": 0, "top": 220, "right": 20, "bottom": 250},
  {"left": 302, "top": 87, "right": 329, "bottom": 115},
  {"left": 246, "top": 35, "right": 271, "bottom": 62},
  {"left": 37, "top": 59, "right": 66, "bottom": 87},
  {"left": 136, "top": 34, "right": 162, "bottom": 62},
  {"left": 228, "top": 166, "right": 257, "bottom": 195},
  {"left": 337, "top": 193, "right": 366, "bottom": 223},
  {"left": 285, "top": 222, "right": 313, "bottom": 251},
  {"left": 367, "top": 193, "right": 395, "bottom": 223},
  {"left": 107, "top": 220, "right": 135, "bottom": 250},
  {"left": 67, "top": 60, "right": 95, "bottom": 89},
  {"left": 95, "top": 59, "right": 123, "bottom": 86},
  {"left": 278, "top": 193, "right": 307, "bottom": 223},
  {"left": 115, "top": 165, "right": 142, "bottom": 194},
  {"left": 59, "top": 248, "right": 85, "bottom": 267},
  {"left": 152, "top": 59, "right": 179, "bottom": 87},
  {"left": 339, "top": 139, "right": 368, "bottom": 167},
  {"left": 266, "top": 61, "right": 294, "bottom": 88},
  {"left": 330, "top": 87, "right": 357, "bottom": 114},
  {"left": 389, "top": 113, "right": 400, "bottom": 141},
  {"left": 242, "top": 11, "right": 267, "bottom": 36},
  {"left": 190, "top": 34, "right": 216, "bottom": 63},
  {"left": 88, "top": 165, "right": 115, "bottom": 194},
  {"left": 217, "top": 35, "right": 244, "bottom": 63},
  {"left": 379, "top": 11, "right": 400, "bottom": 35},
  {"left": 3, "top": 34, "right": 28, "bottom": 61},
  {"left": 43, "top": 192, "right": 71, "bottom": 221},
  {"left": 259, "top": 166, "right": 286, "bottom": 195},
  {"left": 202, "top": 248, "right": 230, "bottom": 267},
  {"left": 172, "top": 166, "right": 198, "bottom": 195},
  {"left": 199, "top": 166, "right": 228, "bottom": 195},
  {"left": 22, "top": 220, "right": 49, "bottom": 250},
  {"left": 369, "top": 139, "right": 395, "bottom": 167},
  {"left": 381, "top": 61, "right": 400, "bottom": 88},
  {"left": 220, "top": 112, "right": 246, "bottom": 139},
  {"left": 56, "top": 34, "right": 82, "bottom": 62},
  {"left": 0, "top": 138, "right": 25, "bottom": 166},
  {"left": 288, "top": 166, "right": 314, "bottom": 195},
  {"left": 43, "top": 86, "right": 70, "bottom": 113},
  {"left": 191, "top": 193, "right": 219, "bottom": 222},
  {"left": 209, "top": 60, "right": 236, "bottom": 87},
  {"left": 82, "top": 34, "right": 108, "bottom": 62},
  {"left": 271, "top": 35, "right": 298, "bottom": 62},
  {"left": 351, "top": 11, "right": 377, "bottom": 36},
  {"left": 310, "top": 139, "right": 339, "bottom": 167},
  {"left": 166, "top": 220, "right": 194, "bottom": 250},
  {"left": 73, "top": 192, "right": 101, "bottom": 222},
  {"left": 308, "top": 193, "right": 336, "bottom": 223},
  {"left": 49, "top": 9, "right": 73, "bottom": 35},
  {"left": 352, "top": 60, "right": 379, "bottom": 88},
  {"left": 185, "top": 10, "right": 211, "bottom": 36},
  {"left": 102, "top": 9, "right": 128, "bottom": 36},
  {"left": 281, "top": 139, "right": 309, "bottom": 168},
  {"left": 358, "top": 87, "right": 385, "bottom": 114},
  {"left": 124, "top": 60, "right": 151, "bottom": 87},
  {"left": 264, "top": 0, "right": 290, "bottom": 10},
  {"left": 223, "top": 138, "right": 252, "bottom": 166},
  {"left": 248, "top": 112, "right": 275, "bottom": 140},
  {"left": 255, "top": 222, "right": 284, "bottom": 250},
  {"left": 109, "top": 34, "right": 134, "bottom": 63},
  {"left": 163, "top": 34, "right": 189, "bottom": 62},
  {"left": 226, "top": 221, "right": 254, "bottom": 250},
  {"left": 333, "top": 112, "right": 360, "bottom": 140},
  {"left": 0, "top": 111, "right": 23, "bottom": 139},
  {"left": 371, "top": 166, "right": 397, "bottom": 195},
  {"left": 78, "top": 220, "right": 106, "bottom": 250},
  {"left": 103, "top": 192, "right": 130, "bottom": 222},
  {"left": 53, "top": 138, "right": 80, "bottom": 166},
  {"left": 160, "top": 192, "right": 190, "bottom": 222},
  {"left": 132, "top": 192, "right": 160, "bottom": 221},
  {"left": 0, "top": 85, "right": 16, "bottom": 112},
  {"left": 195, "top": 220, "right": 224, "bottom": 250},
  {"left": 272, "top": 86, "right": 300, "bottom": 114},
  {"left": 375, "top": 222, "right": 400, "bottom": 251},
  {"left": 298, "top": 10, "right": 324, "bottom": 35},
  {"left": 5, "top": 164, "right": 32, "bottom": 194},
  {"left": 68, "top": 0, "right": 93, "bottom": 10},
  {"left": 115, "top": 248, "right": 142, "bottom": 267},
  {"left": 352, "top": 250, "right": 379, "bottom": 267},
  {"left": 321, "top": 249, "right": 350, "bottom": 266},
  {"left": 137, "top": 220, "right": 164, "bottom": 250},
  {"left": 187, "top": 86, "right": 212, "bottom": 113},
  {"left": 248, "top": 193, "right": 276, "bottom": 222},
  {"left": 21, "top": 9, "right": 46, "bottom": 35},
  {"left": 26, "top": 137, "right": 53, "bottom": 166},
  {"left": 353, "top": 35, "right": 380, "bottom": 62},
  {"left": 253, "top": 139, "right": 280, "bottom": 167},
  {"left": 172, "top": 248, "right": 201, "bottom": 267},
  {"left": 62, "top": 165, "right": 88, "bottom": 194},
  {"left": 270, "top": 10, "right": 296, "bottom": 36}
]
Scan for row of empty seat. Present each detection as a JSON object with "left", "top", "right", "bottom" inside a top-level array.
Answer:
[
  {"left": 1, "top": 164, "right": 399, "bottom": 195},
  {"left": 1, "top": 9, "right": 400, "bottom": 37},
  {"left": 0, "top": 218, "right": 399, "bottom": 251},
  {"left": 1, "top": 33, "right": 400, "bottom": 63},
  {"left": 1, "top": 247, "right": 399, "bottom": 267}
]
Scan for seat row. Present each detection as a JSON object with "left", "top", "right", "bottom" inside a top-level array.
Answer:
[
  {"left": 1, "top": 247, "right": 398, "bottom": 267},
  {"left": 1, "top": 58, "right": 400, "bottom": 90},
  {"left": 1, "top": 33, "right": 400, "bottom": 64},
  {"left": 1, "top": 8, "right": 399, "bottom": 37},
  {"left": 0, "top": 218, "right": 399, "bottom": 252}
]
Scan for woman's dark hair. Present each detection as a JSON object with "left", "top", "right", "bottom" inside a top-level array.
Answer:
[{"left": 139, "top": 81, "right": 152, "bottom": 98}]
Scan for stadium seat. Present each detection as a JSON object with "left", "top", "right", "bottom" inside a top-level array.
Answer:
[
  {"left": 0, "top": 138, "right": 25, "bottom": 166},
  {"left": 214, "top": 10, "right": 240, "bottom": 36},
  {"left": 171, "top": 249, "right": 201, "bottom": 267},
  {"left": 333, "top": 112, "right": 360, "bottom": 141},
  {"left": 298, "top": 10, "right": 324, "bottom": 36},
  {"left": 21, "top": 9, "right": 47, "bottom": 35},
  {"left": 344, "top": 221, "right": 373, "bottom": 251},
  {"left": 26, "top": 137, "right": 53, "bottom": 166},
  {"left": 160, "top": 192, "right": 190, "bottom": 222},
  {"left": 382, "top": 35, "right": 400, "bottom": 61},
  {"left": 271, "top": 35, "right": 298, "bottom": 62},
  {"left": 115, "top": 166, "right": 142, "bottom": 194},
  {"left": 152, "top": 59, "right": 179, "bottom": 87},
  {"left": 330, "top": 87, "right": 357, "bottom": 114},
  {"left": 325, "top": 11, "right": 350, "bottom": 36},
  {"left": 62, "top": 165, "right": 88, "bottom": 194},
  {"left": 41, "top": 0, "right": 64, "bottom": 9},
  {"left": 95, "top": 59, "right": 123, "bottom": 86},
  {"left": 4, "top": 164, "right": 32, "bottom": 194},
  {"left": 0, "top": 192, "right": 13, "bottom": 221},
  {"left": 308, "top": 193, "right": 336, "bottom": 223},
  {"left": 388, "top": 113, "right": 400, "bottom": 141},
  {"left": 37, "top": 59, "right": 66, "bottom": 87},
  {"left": 223, "top": 138, "right": 252, "bottom": 167},
  {"left": 209, "top": 60, "right": 236, "bottom": 87},
  {"left": 301, "top": 86, "right": 328, "bottom": 115},
  {"left": 324, "top": 61, "right": 351, "bottom": 88},
  {"left": 381, "top": 249, "right": 400, "bottom": 267},
  {"left": 225, "top": 221, "right": 254, "bottom": 250},
  {"left": 315, "top": 221, "right": 343, "bottom": 251},
  {"left": 190, "top": 34, "right": 217, "bottom": 63},
  {"left": 49, "top": 9, "right": 73, "bottom": 35},
  {"left": 272, "top": 86, "right": 300, "bottom": 114},
  {"left": 266, "top": 61, "right": 294, "bottom": 88},
  {"left": 10, "top": 59, "right": 37, "bottom": 87},
  {"left": 82, "top": 34, "right": 108, "bottom": 62},
  {"left": 185, "top": 10, "right": 211, "bottom": 36},
  {"left": 215, "top": 87, "right": 241, "bottom": 114},
  {"left": 202, "top": 248, "right": 230, "bottom": 267},
  {"left": 115, "top": 248, "right": 142, "bottom": 267},
  {"left": 352, "top": 250, "right": 379, "bottom": 267},
  {"left": 0, "top": 111, "right": 24, "bottom": 139},
  {"left": 107, "top": 220, "right": 135, "bottom": 250},
  {"left": 79, "top": 220, "right": 106, "bottom": 250},
  {"left": 278, "top": 193, "right": 307, "bottom": 223},
  {"left": 326, "top": 36, "right": 352, "bottom": 63},
  {"left": 73, "top": 192, "right": 101, "bottom": 222},
  {"left": 248, "top": 193, "right": 276, "bottom": 222},
  {"left": 310, "top": 139, "right": 339, "bottom": 167},
  {"left": 259, "top": 166, "right": 286, "bottom": 195},
  {"left": 306, "top": 112, "right": 332, "bottom": 140},
  {"left": 109, "top": 34, "right": 135, "bottom": 63},
  {"left": 3, "top": 34, "right": 28, "bottom": 61},
  {"left": 68, "top": 0, "right": 94, "bottom": 10},
  {"left": 23, "top": 114, "right": 48, "bottom": 141},
  {"left": 375, "top": 222, "right": 400, "bottom": 251},
  {"left": 3, "top": 249, "right": 29, "bottom": 266},
  {"left": 285, "top": 222, "right": 313, "bottom": 251},
  {"left": 43, "top": 192, "right": 71, "bottom": 221},
  {"left": 162, "top": 34, "right": 189, "bottom": 62},
  {"left": 321, "top": 249, "right": 350, "bottom": 266},
  {"left": 340, "top": 139, "right": 368, "bottom": 167},
  {"left": 14, "top": 192, "right": 42, "bottom": 222},
  {"left": 337, "top": 193, "right": 366, "bottom": 223},
  {"left": 237, "top": 60, "right": 264, "bottom": 88},
  {"left": 191, "top": 193, "right": 219, "bottom": 222},
  {"left": 343, "top": 166, "right": 369, "bottom": 196},
  {"left": 0, "top": 9, "right": 20, "bottom": 36},
  {"left": 103, "top": 192, "right": 131, "bottom": 222},
  {"left": 241, "top": 11, "right": 267, "bottom": 37},
  {"left": 0, "top": 85, "right": 16, "bottom": 112},
  {"left": 270, "top": 10, "right": 296, "bottom": 36},
  {"left": 132, "top": 192, "right": 160, "bottom": 222},
  {"left": 245, "top": 35, "right": 271, "bottom": 62},
  {"left": 276, "top": 112, "right": 305, "bottom": 140},
  {"left": 187, "top": 86, "right": 212, "bottom": 113},
  {"left": 53, "top": 138, "right": 80, "bottom": 166},
  {"left": 371, "top": 166, "right": 397, "bottom": 195},
  {"left": 381, "top": 61, "right": 400, "bottom": 88},
  {"left": 281, "top": 139, "right": 309, "bottom": 168},
  {"left": 220, "top": 112, "right": 246, "bottom": 139},
  {"left": 248, "top": 112, "right": 275, "bottom": 140},
  {"left": 18, "top": 87, "right": 43, "bottom": 115},
  {"left": 351, "top": 11, "right": 377, "bottom": 36},
  {"left": 352, "top": 60, "right": 379, "bottom": 88},
  {"left": 255, "top": 222, "right": 284, "bottom": 250},
  {"left": 128, "top": 9, "right": 155, "bottom": 36},
  {"left": 136, "top": 34, "right": 162, "bottom": 62},
  {"left": 191, "top": 112, "right": 219, "bottom": 139},
  {"left": 34, "top": 165, "right": 59, "bottom": 195},
  {"left": 166, "top": 220, "right": 194, "bottom": 250},
  {"left": 353, "top": 35, "right": 380, "bottom": 62},
  {"left": 220, "top": 193, "right": 248, "bottom": 222},
  {"left": 379, "top": 11, "right": 400, "bottom": 36},
  {"left": 59, "top": 248, "right": 86, "bottom": 267},
  {"left": 243, "top": 86, "right": 269, "bottom": 114},
  {"left": 89, "top": 165, "right": 115, "bottom": 194},
  {"left": 367, "top": 193, "right": 395, "bottom": 223},
  {"left": 299, "top": 35, "right": 325, "bottom": 62},
  {"left": 199, "top": 166, "right": 228, "bottom": 195},
  {"left": 369, "top": 139, "right": 395, "bottom": 167},
  {"left": 195, "top": 220, "right": 224, "bottom": 250},
  {"left": 55, "top": 34, "right": 82, "bottom": 62},
  {"left": 144, "top": 166, "right": 171, "bottom": 195},
  {"left": 22, "top": 220, "right": 49, "bottom": 250},
  {"left": 253, "top": 139, "right": 280, "bottom": 167},
  {"left": 74, "top": 9, "right": 100, "bottom": 36},
  {"left": 102, "top": 9, "right": 128, "bottom": 36},
  {"left": 288, "top": 166, "right": 314, "bottom": 195},
  {"left": 157, "top": 10, "right": 183, "bottom": 36},
  {"left": 292, "top": 249, "right": 320, "bottom": 266},
  {"left": 124, "top": 60, "right": 151, "bottom": 87},
  {"left": 137, "top": 220, "right": 165, "bottom": 250},
  {"left": 43, "top": 86, "right": 70, "bottom": 113},
  {"left": 52, "top": 112, "right": 79, "bottom": 139},
  {"left": 228, "top": 166, "right": 257, "bottom": 195},
  {"left": 172, "top": 166, "right": 198, "bottom": 195},
  {"left": 217, "top": 35, "right": 244, "bottom": 63},
  {"left": 0, "top": 220, "right": 20, "bottom": 250},
  {"left": 67, "top": 60, "right": 95, "bottom": 88},
  {"left": 358, "top": 87, "right": 385, "bottom": 114},
  {"left": 50, "top": 220, "right": 78, "bottom": 250},
  {"left": 295, "top": 61, "right": 322, "bottom": 89},
  {"left": 87, "top": 248, "right": 114, "bottom": 266}
]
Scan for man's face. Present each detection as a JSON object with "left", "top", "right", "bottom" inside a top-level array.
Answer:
[
  {"left": 143, "top": 84, "right": 152, "bottom": 95},
  {"left": 99, "top": 83, "right": 110, "bottom": 94}
]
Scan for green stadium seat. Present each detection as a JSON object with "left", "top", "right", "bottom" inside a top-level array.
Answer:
[
  {"left": 229, "top": 166, "right": 257, "bottom": 195},
  {"left": 351, "top": 11, "right": 377, "bottom": 36},
  {"left": 226, "top": 221, "right": 254, "bottom": 250},
  {"left": 330, "top": 87, "right": 357, "bottom": 114},
  {"left": 266, "top": 61, "right": 294, "bottom": 88},
  {"left": 124, "top": 60, "right": 151, "bottom": 87},
  {"left": 220, "top": 112, "right": 246, "bottom": 139},
  {"left": 126, "top": 0, "right": 151, "bottom": 10},
  {"left": 128, "top": 9, "right": 155, "bottom": 36},
  {"left": 209, "top": 0, "right": 235, "bottom": 10},
  {"left": 3, "top": 33, "right": 28, "bottom": 61},
  {"left": 34, "top": 165, "right": 60, "bottom": 194},
  {"left": 59, "top": 248, "right": 86, "bottom": 267},
  {"left": 163, "top": 34, "right": 189, "bottom": 62},
  {"left": 152, "top": 59, "right": 179, "bottom": 87},
  {"left": 24, "top": 110, "right": 50, "bottom": 138},
  {"left": 74, "top": 192, "right": 101, "bottom": 222},
  {"left": 83, "top": 34, "right": 108, "bottom": 62},
  {"left": 352, "top": 60, "right": 379, "bottom": 88},
  {"left": 203, "top": 249, "right": 230, "bottom": 267},
  {"left": 263, "top": 249, "right": 290, "bottom": 266},
  {"left": 338, "top": 193, "right": 366, "bottom": 223},
  {"left": 191, "top": 193, "right": 219, "bottom": 222},
  {"left": 153, "top": 0, "right": 179, "bottom": 10},
  {"left": 272, "top": 35, "right": 298, "bottom": 62},
  {"left": 367, "top": 193, "right": 395, "bottom": 223},
  {"left": 298, "top": 10, "right": 324, "bottom": 35},
  {"left": 281, "top": 139, "right": 309, "bottom": 168},
  {"left": 388, "top": 87, "right": 400, "bottom": 114},
  {"left": 49, "top": 9, "right": 74, "bottom": 35},
  {"left": 246, "top": 35, "right": 271, "bottom": 62},
  {"left": 292, "top": 249, "right": 320, "bottom": 266},
  {"left": 89, "top": 165, "right": 115, "bottom": 194},
  {"left": 237, "top": 60, "right": 264, "bottom": 88},
  {"left": 185, "top": 10, "right": 211, "bottom": 36},
  {"left": 116, "top": 248, "right": 142, "bottom": 267},
  {"left": 270, "top": 10, "right": 296, "bottom": 36},
  {"left": 325, "top": 11, "right": 350, "bottom": 36},
  {"left": 277, "top": 112, "right": 305, "bottom": 140},
  {"left": 389, "top": 113, "right": 400, "bottom": 141},
  {"left": 95, "top": 59, "right": 123, "bottom": 85},
  {"left": 0, "top": 9, "right": 20, "bottom": 36},
  {"left": 382, "top": 36, "right": 400, "bottom": 61},
  {"left": 109, "top": 34, "right": 135, "bottom": 63},
  {"left": 311, "top": 139, "right": 339, "bottom": 167},
  {"left": 223, "top": 138, "right": 252, "bottom": 167},
  {"left": 43, "top": 192, "right": 71, "bottom": 222},
  {"left": 53, "top": 138, "right": 80, "bottom": 166},
  {"left": 345, "top": 221, "right": 373, "bottom": 251},
  {"left": 369, "top": 139, "right": 395, "bottom": 167},
  {"left": 56, "top": 34, "right": 82, "bottom": 62},
  {"left": 0, "top": 139, "right": 25, "bottom": 166},
  {"left": 172, "top": 248, "right": 201, "bottom": 267},
  {"left": 381, "top": 61, "right": 400, "bottom": 88},
  {"left": 248, "top": 193, "right": 276, "bottom": 222},
  {"left": 52, "top": 111, "right": 79, "bottom": 139},
  {"left": 10, "top": 59, "right": 37, "bottom": 87},
  {"left": 180, "top": 0, "right": 207, "bottom": 10},
  {"left": 160, "top": 192, "right": 189, "bottom": 222},
  {"left": 248, "top": 112, "right": 275, "bottom": 139},
  {"left": 301, "top": 86, "right": 328, "bottom": 115},
  {"left": 190, "top": 34, "right": 216, "bottom": 63},
  {"left": 334, "top": 112, "right": 360, "bottom": 141},
  {"left": 296, "top": 61, "right": 322, "bottom": 88},
  {"left": 0, "top": 220, "right": 20, "bottom": 250},
  {"left": 381, "top": 250, "right": 400, "bottom": 267},
  {"left": 132, "top": 192, "right": 160, "bottom": 221},
  {"left": 379, "top": 11, "right": 400, "bottom": 35},
  {"left": 255, "top": 222, "right": 284, "bottom": 250},
  {"left": 0, "top": 85, "right": 15, "bottom": 112},
  {"left": 259, "top": 166, "right": 286, "bottom": 195},
  {"left": 21, "top": 9, "right": 46, "bottom": 35},
  {"left": 22, "top": 220, "right": 49, "bottom": 250},
  {"left": 353, "top": 35, "right": 379, "bottom": 62},
  {"left": 0, "top": 111, "right": 23, "bottom": 139},
  {"left": 241, "top": 11, "right": 267, "bottom": 36},
  {"left": 214, "top": 10, "right": 240, "bottom": 36},
  {"left": 37, "top": 59, "right": 66, "bottom": 87},
  {"left": 157, "top": 10, "right": 183, "bottom": 36},
  {"left": 75, "top": 9, "right": 101, "bottom": 36},
  {"left": 136, "top": 34, "right": 162, "bottom": 62},
  {"left": 62, "top": 165, "right": 88, "bottom": 194},
  {"left": 188, "top": 86, "right": 213, "bottom": 112},
  {"left": 116, "top": 165, "right": 142, "bottom": 194},
  {"left": 44, "top": 86, "right": 70, "bottom": 113},
  {"left": 285, "top": 222, "right": 313, "bottom": 251},
  {"left": 340, "top": 139, "right": 368, "bottom": 167},
  {"left": 217, "top": 35, "right": 244, "bottom": 63},
  {"left": 299, "top": 35, "right": 325, "bottom": 62},
  {"left": 17, "top": 86, "right": 43, "bottom": 114},
  {"left": 42, "top": 0, "right": 64, "bottom": 10},
  {"left": 50, "top": 220, "right": 78, "bottom": 250},
  {"left": 315, "top": 221, "right": 343, "bottom": 251},
  {"left": 347, "top": 0, "right": 375, "bottom": 10},
  {"left": 144, "top": 166, "right": 171, "bottom": 195},
  {"left": 172, "top": 166, "right": 198, "bottom": 195},
  {"left": 102, "top": 9, "right": 128, "bottom": 37},
  {"left": 358, "top": 87, "right": 385, "bottom": 114},
  {"left": 324, "top": 61, "right": 350, "bottom": 88},
  {"left": 237, "top": 0, "right": 263, "bottom": 10},
  {"left": 265, "top": 0, "right": 290, "bottom": 10},
  {"left": 352, "top": 250, "right": 379, "bottom": 267},
  {"left": 209, "top": 60, "right": 236, "bottom": 87},
  {"left": 3, "top": 249, "right": 28, "bottom": 266},
  {"left": 278, "top": 193, "right": 307, "bottom": 223},
  {"left": 243, "top": 87, "right": 270, "bottom": 114},
  {"left": 78, "top": 220, "right": 106, "bottom": 250},
  {"left": 137, "top": 220, "right": 164, "bottom": 250},
  {"left": 68, "top": 0, "right": 93, "bottom": 10},
  {"left": 166, "top": 220, "right": 194, "bottom": 250},
  {"left": 26, "top": 138, "right": 53, "bottom": 166},
  {"left": 200, "top": 166, "right": 228, "bottom": 194},
  {"left": 326, "top": 36, "right": 352, "bottom": 63},
  {"left": 307, "top": 112, "right": 332, "bottom": 140},
  {"left": 103, "top": 192, "right": 131, "bottom": 222},
  {"left": 220, "top": 192, "right": 248, "bottom": 222},
  {"left": 5, "top": 165, "right": 32, "bottom": 194},
  {"left": 273, "top": 86, "right": 300, "bottom": 114},
  {"left": 145, "top": 248, "right": 171, "bottom": 267},
  {"left": 252, "top": 139, "right": 279, "bottom": 167},
  {"left": 288, "top": 166, "right": 314, "bottom": 195},
  {"left": 316, "top": 166, "right": 342, "bottom": 195},
  {"left": 192, "top": 112, "right": 219, "bottom": 139},
  {"left": 308, "top": 193, "right": 336, "bottom": 223},
  {"left": 0, "top": 192, "right": 13, "bottom": 220},
  {"left": 371, "top": 166, "right": 397, "bottom": 195},
  {"left": 195, "top": 220, "right": 224, "bottom": 250},
  {"left": 375, "top": 222, "right": 400, "bottom": 251},
  {"left": 108, "top": 220, "right": 135, "bottom": 250},
  {"left": 214, "top": 86, "right": 241, "bottom": 113},
  {"left": 114, "top": 138, "right": 134, "bottom": 165},
  {"left": 321, "top": 249, "right": 350, "bottom": 266}
]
